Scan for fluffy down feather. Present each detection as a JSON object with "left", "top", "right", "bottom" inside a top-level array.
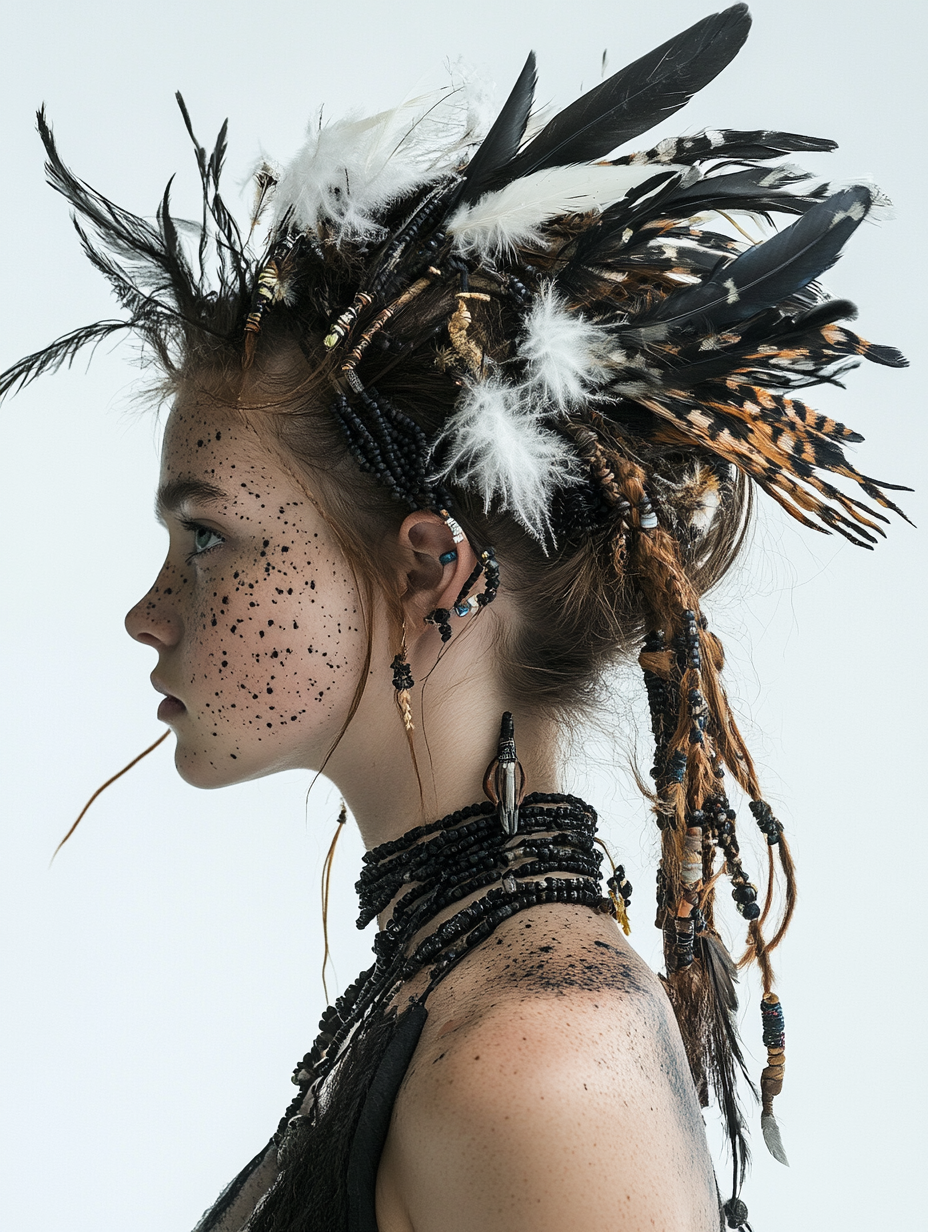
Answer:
[
  {"left": 518, "top": 284, "right": 612, "bottom": 411},
  {"left": 434, "top": 375, "right": 579, "bottom": 539},
  {"left": 447, "top": 162, "right": 685, "bottom": 257},
  {"left": 272, "top": 77, "right": 490, "bottom": 243}
]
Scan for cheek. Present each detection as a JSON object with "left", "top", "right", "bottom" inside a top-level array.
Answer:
[{"left": 182, "top": 537, "right": 366, "bottom": 745}]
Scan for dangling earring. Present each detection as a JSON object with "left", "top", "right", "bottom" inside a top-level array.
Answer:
[
  {"left": 425, "top": 606, "right": 453, "bottom": 643},
  {"left": 483, "top": 712, "right": 526, "bottom": 836},
  {"left": 390, "top": 621, "right": 415, "bottom": 745},
  {"left": 425, "top": 550, "right": 459, "bottom": 643}
]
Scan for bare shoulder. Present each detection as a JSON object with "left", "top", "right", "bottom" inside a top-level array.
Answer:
[{"left": 376, "top": 905, "right": 720, "bottom": 1232}]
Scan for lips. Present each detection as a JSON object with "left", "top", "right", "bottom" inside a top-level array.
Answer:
[{"left": 151, "top": 676, "right": 187, "bottom": 722}]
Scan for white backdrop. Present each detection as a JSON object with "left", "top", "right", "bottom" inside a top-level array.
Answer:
[{"left": 1, "top": 2, "right": 925, "bottom": 1229}]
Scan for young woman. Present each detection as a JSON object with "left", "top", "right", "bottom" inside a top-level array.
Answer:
[{"left": 1, "top": 5, "right": 912, "bottom": 1230}]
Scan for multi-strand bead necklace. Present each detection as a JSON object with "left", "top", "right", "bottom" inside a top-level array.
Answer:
[{"left": 273, "top": 791, "right": 631, "bottom": 1144}]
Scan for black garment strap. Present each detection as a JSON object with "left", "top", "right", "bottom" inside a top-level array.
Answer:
[{"left": 346, "top": 1001, "right": 429, "bottom": 1232}]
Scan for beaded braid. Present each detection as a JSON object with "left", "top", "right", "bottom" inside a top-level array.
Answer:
[{"left": 566, "top": 415, "right": 796, "bottom": 1185}]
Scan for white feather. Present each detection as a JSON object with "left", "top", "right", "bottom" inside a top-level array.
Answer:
[
  {"left": 433, "top": 376, "right": 579, "bottom": 539},
  {"left": 447, "top": 162, "right": 687, "bottom": 258},
  {"left": 519, "top": 284, "right": 612, "bottom": 411},
  {"left": 271, "top": 76, "right": 490, "bottom": 243}
]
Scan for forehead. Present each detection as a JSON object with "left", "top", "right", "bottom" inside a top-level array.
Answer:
[
  {"left": 158, "top": 396, "right": 322, "bottom": 537},
  {"left": 161, "top": 398, "right": 292, "bottom": 490}
]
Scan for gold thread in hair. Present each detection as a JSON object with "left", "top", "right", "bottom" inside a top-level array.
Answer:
[
  {"left": 51, "top": 730, "right": 171, "bottom": 862},
  {"left": 321, "top": 801, "right": 348, "bottom": 1003},
  {"left": 395, "top": 620, "right": 415, "bottom": 742}
]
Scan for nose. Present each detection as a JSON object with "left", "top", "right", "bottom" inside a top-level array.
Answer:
[{"left": 125, "top": 564, "right": 183, "bottom": 649}]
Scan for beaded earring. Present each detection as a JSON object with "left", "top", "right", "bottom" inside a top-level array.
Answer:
[
  {"left": 424, "top": 509, "right": 500, "bottom": 640},
  {"left": 423, "top": 548, "right": 459, "bottom": 642},
  {"left": 425, "top": 607, "right": 453, "bottom": 643},
  {"left": 390, "top": 622, "right": 415, "bottom": 744},
  {"left": 482, "top": 712, "right": 527, "bottom": 836}
]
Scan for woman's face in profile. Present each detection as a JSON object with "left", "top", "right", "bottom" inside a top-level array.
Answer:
[{"left": 124, "top": 398, "right": 367, "bottom": 788}]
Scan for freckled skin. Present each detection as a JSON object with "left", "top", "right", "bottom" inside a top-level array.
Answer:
[{"left": 125, "top": 401, "right": 367, "bottom": 787}]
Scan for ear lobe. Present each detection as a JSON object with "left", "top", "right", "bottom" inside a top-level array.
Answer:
[{"left": 396, "top": 511, "right": 478, "bottom": 628}]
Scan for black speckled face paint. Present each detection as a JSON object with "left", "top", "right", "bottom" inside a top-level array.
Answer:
[{"left": 125, "top": 400, "right": 366, "bottom": 788}]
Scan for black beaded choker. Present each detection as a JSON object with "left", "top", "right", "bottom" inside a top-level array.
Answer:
[{"left": 275, "top": 792, "right": 631, "bottom": 1143}]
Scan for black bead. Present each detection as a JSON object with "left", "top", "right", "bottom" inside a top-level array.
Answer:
[{"left": 723, "top": 1197, "right": 750, "bottom": 1228}]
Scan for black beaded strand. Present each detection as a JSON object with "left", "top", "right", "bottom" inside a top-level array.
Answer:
[{"left": 275, "top": 792, "right": 622, "bottom": 1148}]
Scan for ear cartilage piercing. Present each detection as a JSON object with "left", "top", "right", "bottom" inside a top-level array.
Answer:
[{"left": 438, "top": 509, "right": 466, "bottom": 544}]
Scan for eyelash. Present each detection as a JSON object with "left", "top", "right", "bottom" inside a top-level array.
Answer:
[{"left": 181, "top": 519, "right": 225, "bottom": 565}]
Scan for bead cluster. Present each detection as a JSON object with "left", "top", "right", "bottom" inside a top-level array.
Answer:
[
  {"left": 275, "top": 793, "right": 622, "bottom": 1147},
  {"left": 424, "top": 543, "right": 501, "bottom": 648},
  {"left": 390, "top": 654, "right": 414, "bottom": 693},
  {"left": 749, "top": 798, "right": 784, "bottom": 846},
  {"left": 700, "top": 794, "right": 761, "bottom": 921},
  {"left": 331, "top": 385, "right": 449, "bottom": 513}
]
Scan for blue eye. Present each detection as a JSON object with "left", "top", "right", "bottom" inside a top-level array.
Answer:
[{"left": 183, "top": 521, "right": 224, "bottom": 561}]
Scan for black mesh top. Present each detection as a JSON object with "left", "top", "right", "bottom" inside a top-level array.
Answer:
[{"left": 193, "top": 1003, "right": 428, "bottom": 1232}]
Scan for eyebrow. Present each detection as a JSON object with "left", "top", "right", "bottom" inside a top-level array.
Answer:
[{"left": 155, "top": 478, "right": 230, "bottom": 521}]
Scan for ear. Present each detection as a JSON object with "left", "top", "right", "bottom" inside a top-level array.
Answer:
[{"left": 395, "top": 511, "right": 478, "bottom": 633}]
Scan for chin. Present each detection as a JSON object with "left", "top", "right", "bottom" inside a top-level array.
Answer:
[
  {"left": 173, "top": 743, "right": 264, "bottom": 790},
  {"left": 172, "top": 737, "right": 308, "bottom": 789}
]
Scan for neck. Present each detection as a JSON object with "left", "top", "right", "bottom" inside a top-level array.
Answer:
[{"left": 320, "top": 605, "right": 562, "bottom": 849}]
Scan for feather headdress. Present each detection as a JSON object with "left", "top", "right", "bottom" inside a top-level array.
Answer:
[{"left": 0, "top": 7, "right": 909, "bottom": 1226}]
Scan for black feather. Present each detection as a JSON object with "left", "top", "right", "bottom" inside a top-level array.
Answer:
[
  {"left": 576, "top": 169, "right": 693, "bottom": 251},
  {"left": 500, "top": 5, "right": 752, "bottom": 181},
  {"left": 38, "top": 107, "right": 167, "bottom": 277},
  {"left": 175, "top": 94, "right": 248, "bottom": 303},
  {"left": 0, "top": 320, "right": 130, "bottom": 402},
  {"left": 457, "top": 52, "right": 537, "bottom": 207},
  {"left": 655, "top": 299, "right": 863, "bottom": 389},
  {"left": 665, "top": 164, "right": 831, "bottom": 218},
  {"left": 630, "top": 186, "right": 873, "bottom": 336},
  {"left": 699, "top": 934, "right": 754, "bottom": 1194},
  {"left": 787, "top": 297, "right": 858, "bottom": 332},
  {"left": 617, "top": 127, "right": 837, "bottom": 166},
  {"left": 563, "top": 165, "right": 828, "bottom": 286}
]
